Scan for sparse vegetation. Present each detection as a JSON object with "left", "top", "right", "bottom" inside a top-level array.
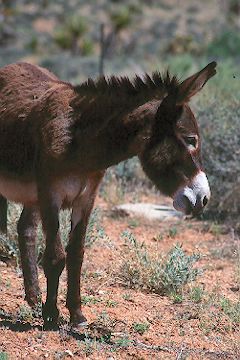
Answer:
[
  {"left": 132, "top": 322, "right": 149, "bottom": 335},
  {"left": 86, "top": 208, "right": 108, "bottom": 247},
  {"left": 207, "top": 31, "right": 240, "bottom": 58},
  {"left": 110, "top": 6, "right": 132, "bottom": 32},
  {"left": 199, "top": 293, "right": 240, "bottom": 334},
  {"left": 81, "top": 295, "right": 101, "bottom": 306},
  {"left": 119, "top": 231, "right": 202, "bottom": 295},
  {"left": 54, "top": 14, "right": 90, "bottom": 55},
  {"left": 189, "top": 286, "right": 204, "bottom": 303},
  {"left": 0, "top": 353, "right": 8, "bottom": 360},
  {"left": 17, "top": 305, "right": 33, "bottom": 322}
]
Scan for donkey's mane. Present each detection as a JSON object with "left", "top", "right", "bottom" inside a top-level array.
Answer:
[{"left": 74, "top": 71, "right": 180, "bottom": 100}]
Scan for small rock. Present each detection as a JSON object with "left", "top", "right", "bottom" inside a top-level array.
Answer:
[
  {"left": 114, "top": 203, "right": 183, "bottom": 221},
  {"left": 64, "top": 349, "right": 74, "bottom": 357},
  {"left": 230, "top": 286, "right": 239, "bottom": 292}
]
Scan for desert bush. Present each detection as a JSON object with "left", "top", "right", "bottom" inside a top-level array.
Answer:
[
  {"left": 166, "top": 35, "right": 201, "bottom": 55},
  {"left": 199, "top": 102, "right": 240, "bottom": 228},
  {"left": 54, "top": 14, "right": 93, "bottom": 55},
  {"left": 207, "top": 31, "right": 240, "bottom": 58},
  {"left": 110, "top": 6, "right": 132, "bottom": 32},
  {"left": 85, "top": 208, "right": 108, "bottom": 247},
  {"left": 119, "top": 230, "right": 201, "bottom": 295}
]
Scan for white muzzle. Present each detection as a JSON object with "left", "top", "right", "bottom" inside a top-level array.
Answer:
[{"left": 173, "top": 171, "right": 211, "bottom": 215}]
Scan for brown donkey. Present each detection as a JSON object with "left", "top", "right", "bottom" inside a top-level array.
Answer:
[{"left": 0, "top": 61, "right": 216, "bottom": 326}]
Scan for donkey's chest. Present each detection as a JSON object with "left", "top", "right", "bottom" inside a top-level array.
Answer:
[{"left": 0, "top": 175, "right": 85, "bottom": 207}]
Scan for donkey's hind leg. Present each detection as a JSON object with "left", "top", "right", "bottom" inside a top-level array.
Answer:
[
  {"left": 0, "top": 195, "right": 7, "bottom": 234},
  {"left": 17, "top": 206, "right": 41, "bottom": 308},
  {"left": 40, "top": 198, "right": 66, "bottom": 325}
]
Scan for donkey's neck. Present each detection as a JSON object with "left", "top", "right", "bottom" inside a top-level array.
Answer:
[
  {"left": 71, "top": 99, "right": 160, "bottom": 172},
  {"left": 69, "top": 71, "right": 180, "bottom": 173}
]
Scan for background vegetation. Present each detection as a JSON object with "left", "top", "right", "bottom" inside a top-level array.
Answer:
[{"left": 0, "top": 0, "right": 239, "bottom": 229}]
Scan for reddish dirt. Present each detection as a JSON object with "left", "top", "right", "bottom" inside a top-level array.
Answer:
[{"left": 0, "top": 194, "right": 239, "bottom": 359}]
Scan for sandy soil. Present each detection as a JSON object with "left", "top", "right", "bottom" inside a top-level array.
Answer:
[{"left": 0, "top": 194, "right": 239, "bottom": 360}]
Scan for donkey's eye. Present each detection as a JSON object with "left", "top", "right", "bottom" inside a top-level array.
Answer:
[{"left": 183, "top": 136, "right": 197, "bottom": 148}]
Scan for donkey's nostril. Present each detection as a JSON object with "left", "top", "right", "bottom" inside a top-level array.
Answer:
[{"left": 202, "top": 196, "right": 208, "bottom": 207}]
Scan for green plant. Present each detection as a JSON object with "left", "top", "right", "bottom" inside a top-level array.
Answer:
[
  {"left": 119, "top": 231, "right": 202, "bottom": 295},
  {"left": 166, "top": 35, "right": 200, "bottom": 55},
  {"left": 220, "top": 297, "right": 240, "bottom": 325},
  {"left": 161, "top": 244, "right": 201, "bottom": 294},
  {"left": 200, "top": 100, "right": 240, "bottom": 226},
  {"left": 110, "top": 6, "right": 132, "bottom": 32},
  {"left": 81, "top": 335, "right": 98, "bottom": 356},
  {"left": 0, "top": 353, "right": 8, "bottom": 360},
  {"left": 114, "top": 335, "right": 132, "bottom": 348},
  {"left": 106, "top": 299, "right": 118, "bottom": 307},
  {"left": 127, "top": 218, "right": 139, "bottom": 229},
  {"left": 54, "top": 14, "right": 89, "bottom": 55},
  {"left": 54, "top": 28, "right": 73, "bottom": 50},
  {"left": 17, "top": 305, "right": 33, "bottom": 322},
  {"left": 81, "top": 295, "right": 101, "bottom": 306},
  {"left": 81, "top": 38, "right": 94, "bottom": 56},
  {"left": 66, "top": 15, "right": 87, "bottom": 38},
  {"left": 189, "top": 286, "right": 204, "bottom": 303},
  {"left": 207, "top": 31, "right": 240, "bottom": 58},
  {"left": 171, "top": 292, "right": 184, "bottom": 304},
  {"left": 168, "top": 226, "right": 178, "bottom": 238},
  {"left": 26, "top": 36, "right": 38, "bottom": 52},
  {"left": 86, "top": 208, "right": 107, "bottom": 247},
  {"left": 122, "top": 292, "right": 132, "bottom": 301},
  {"left": 132, "top": 322, "right": 149, "bottom": 335},
  {"left": 5, "top": 279, "right": 11, "bottom": 289}
]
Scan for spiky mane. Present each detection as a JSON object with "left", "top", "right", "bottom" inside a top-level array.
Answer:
[{"left": 74, "top": 71, "right": 180, "bottom": 99}]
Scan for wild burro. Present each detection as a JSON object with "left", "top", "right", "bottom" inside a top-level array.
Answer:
[{"left": 0, "top": 61, "right": 216, "bottom": 326}]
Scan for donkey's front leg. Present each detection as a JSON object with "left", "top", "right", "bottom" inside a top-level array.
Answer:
[
  {"left": 0, "top": 195, "right": 7, "bottom": 234},
  {"left": 66, "top": 174, "right": 103, "bottom": 325},
  {"left": 39, "top": 191, "right": 66, "bottom": 324},
  {"left": 17, "top": 206, "right": 40, "bottom": 308},
  {"left": 66, "top": 205, "right": 92, "bottom": 325}
]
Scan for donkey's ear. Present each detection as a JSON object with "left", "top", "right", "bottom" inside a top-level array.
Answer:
[{"left": 176, "top": 62, "right": 217, "bottom": 104}]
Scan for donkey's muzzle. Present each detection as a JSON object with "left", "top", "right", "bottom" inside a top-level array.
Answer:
[{"left": 173, "top": 171, "right": 211, "bottom": 216}]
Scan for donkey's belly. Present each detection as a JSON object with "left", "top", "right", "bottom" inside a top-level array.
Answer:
[
  {"left": 0, "top": 175, "right": 38, "bottom": 205},
  {"left": 0, "top": 175, "right": 85, "bottom": 206}
]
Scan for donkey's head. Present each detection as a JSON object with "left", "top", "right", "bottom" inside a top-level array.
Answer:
[{"left": 140, "top": 62, "right": 216, "bottom": 215}]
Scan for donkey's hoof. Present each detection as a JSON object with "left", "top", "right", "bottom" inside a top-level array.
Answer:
[
  {"left": 70, "top": 310, "right": 88, "bottom": 327},
  {"left": 71, "top": 320, "right": 88, "bottom": 329},
  {"left": 42, "top": 302, "right": 59, "bottom": 325}
]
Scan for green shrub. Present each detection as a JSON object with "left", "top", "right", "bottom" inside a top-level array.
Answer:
[
  {"left": 54, "top": 28, "right": 73, "bottom": 50},
  {"left": 207, "top": 31, "right": 240, "bottom": 58},
  {"left": 0, "top": 352, "right": 8, "bottom": 360},
  {"left": 132, "top": 321, "right": 149, "bottom": 334},
  {"left": 200, "top": 102, "right": 240, "bottom": 226},
  {"left": 166, "top": 35, "right": 200, "bottom": 55},
  {"left": 119, "top": 231, "right": 201, "bottom": 294},
  {"left": 54, "top": 15, "right": 90, "bottom": 55},
  {"left": 110, "top": 6, "right": 132, "bottom": 31},
  {"left": 81, "top": 38, "right": 94, "bottom": 56},
  {"left": 86, "top": 208, "right": 107, "bottom": 247}
]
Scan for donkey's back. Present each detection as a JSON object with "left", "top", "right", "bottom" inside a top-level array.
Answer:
[{"left": 0, "top": 63, "right": 74, "bottom": 176}]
